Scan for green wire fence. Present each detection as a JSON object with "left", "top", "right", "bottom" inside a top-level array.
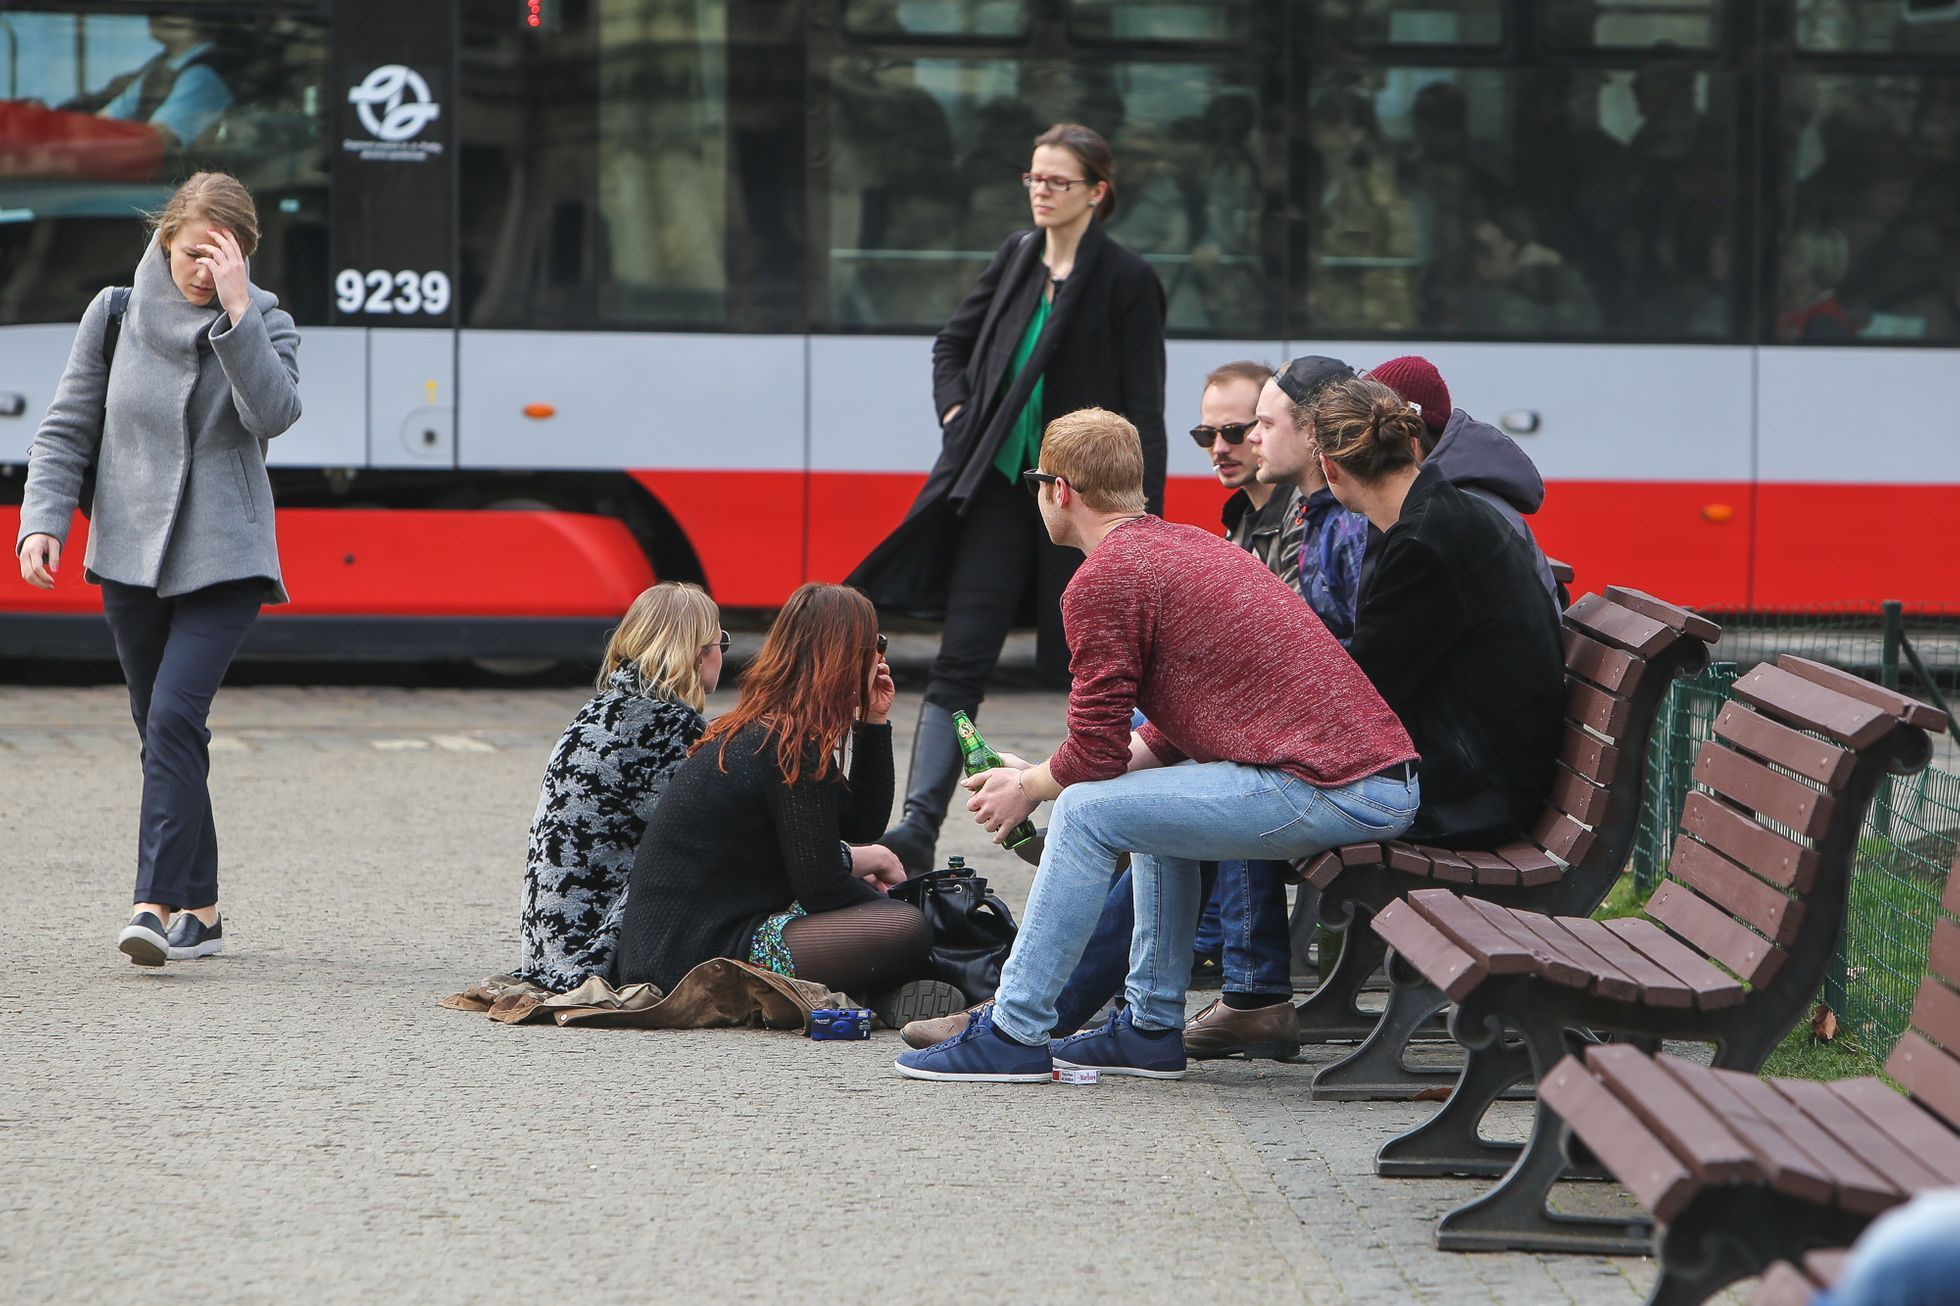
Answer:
[{"left": 1625, "top": 603, "right": 1960, "bottom": 1049}]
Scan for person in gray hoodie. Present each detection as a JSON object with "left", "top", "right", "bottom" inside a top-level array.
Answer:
[{"left": 15, "top": 171, "right": 300, "bottom": 967}]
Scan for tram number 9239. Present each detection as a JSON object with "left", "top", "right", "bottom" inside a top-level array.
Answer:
[{"left": 335, "top": 269, "right": 453, "bottom": 316}]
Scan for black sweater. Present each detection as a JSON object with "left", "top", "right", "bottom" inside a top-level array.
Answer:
[
  {"left": 1348, "top": 467, "right": 1564, "bottom": 846},
  {"left": 614, "top": 722, "right": 894, "bottom": 992}
]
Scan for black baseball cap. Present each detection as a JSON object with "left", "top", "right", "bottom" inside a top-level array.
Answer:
[{"left": 1273, "top": 355, "right": 1355, "bottom": 406}]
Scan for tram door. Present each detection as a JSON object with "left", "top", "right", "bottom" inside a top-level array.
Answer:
[{"left": 330, "top": 0, "right": 458, "bottom": 470}]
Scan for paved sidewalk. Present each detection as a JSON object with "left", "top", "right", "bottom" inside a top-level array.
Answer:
[{"left": 1, "top": 684, "right": 1681, "bottom": 1303}]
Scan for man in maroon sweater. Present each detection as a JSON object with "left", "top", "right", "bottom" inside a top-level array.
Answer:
[{"left": 895, "top": 408, "right": 1419, "bottom": 1084}]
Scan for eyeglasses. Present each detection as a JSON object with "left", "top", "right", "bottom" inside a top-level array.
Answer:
[
  {"left": 875, "top": 633, "right": 888, "bottom": 656},
  {"left": 1022, "top": 172, "right": 1090, "bottom": 193},
  {"left": 1190, "top": 421, "right": 1256, "bottom": 448},
  {"left": 706, "top": 629, "right": 730, "bottom": 654},
  {"left": 1022, "top": 469, "right": 1066, "bottom": 498}
]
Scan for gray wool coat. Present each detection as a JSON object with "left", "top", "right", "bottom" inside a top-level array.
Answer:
[{"left": 15, "top": 235, "right": 302, "bottom": 603}]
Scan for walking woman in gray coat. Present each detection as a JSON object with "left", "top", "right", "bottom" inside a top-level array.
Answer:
[{"left": 15, "top": 172, "right": 301, "bottom": 966}]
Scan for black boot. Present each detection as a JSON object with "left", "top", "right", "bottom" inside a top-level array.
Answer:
[{"left": 878, "top": 702, "right": 965, "bottom": 872}]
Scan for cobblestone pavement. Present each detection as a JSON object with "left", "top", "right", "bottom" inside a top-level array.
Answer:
[{"left": 1, "top": 682, "right": 1692, "bottom": 1304}]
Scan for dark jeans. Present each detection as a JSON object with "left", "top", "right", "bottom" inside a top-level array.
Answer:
[
  {"left": 1051, "top": 857, "right": 1293, "bottom": 1034},
  {"left": 100, "top": 579, "right": 261, "bottom": 909},
  {"left": 925, "top": 472, "right": 1080, "bottom": 710}
]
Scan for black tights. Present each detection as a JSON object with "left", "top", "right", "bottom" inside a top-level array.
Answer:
[{"left": 782, "top": 899, "right": 932, "bottom": 996}]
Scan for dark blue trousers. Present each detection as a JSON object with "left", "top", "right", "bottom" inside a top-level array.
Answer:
[{"left": 100, "top": 579, "right": 261, "bottom": 910}]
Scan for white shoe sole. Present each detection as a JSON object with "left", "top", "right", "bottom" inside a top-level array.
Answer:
[
  {"left": 117, "top": 926, "right": 168, "bottom": 967},
  {"left": 893, "top": 1059, "right": 1049, "bottom": 1084},
  {"left": 167, "top": 940, "right": 224, "bottom": 960},
  {"left": 1052, "top": 1056, "right": 1186, "bottom": 1080}
]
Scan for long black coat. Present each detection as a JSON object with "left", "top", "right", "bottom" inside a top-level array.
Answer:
[{"left": 847, "top": 219, "right": 1167, "bottom": 619}]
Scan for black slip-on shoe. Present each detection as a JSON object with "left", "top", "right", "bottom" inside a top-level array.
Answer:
[
  {"left": 871, "top": 979, "right": 966, "bottom": 1031},
  {"left": 117, "top": 912, "right": 170, "bottom": 967},
  {"left": 166, "top": 912, "right": 224, "bottom": 960}
]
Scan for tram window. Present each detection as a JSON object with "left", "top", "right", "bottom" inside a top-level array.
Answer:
[
  {"left": 1315, "top": 1, "right": 1502, "bottom": 47},
  {"left": 1797, "top": 0, "right": 1960, "bottom": 53},
  {"left": 1069, "top": 1, "right": 1251, "bottom": 44},
  {"left": 458, "top": 1, "right": 735, "bottom": 328},
  {"left": 0, "top": 7, "right": 329, "bottom": 327},
  {"left": 819, "top": 55, "right": 1270, "bottom": 334},
  {"left": 1538, "top": 0, "right": 1719, "bottom": 50},
  {"left": 1298, "top": 66, "right": 1738, "bottom": 341},
  {"left": 1772, "top": 70, "right": 1960, "bottom": 342},
  {"left": 843, "top": 1, "right": 1029, "bottom": 38}
]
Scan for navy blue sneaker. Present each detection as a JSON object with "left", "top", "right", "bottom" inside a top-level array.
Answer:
[
  {"left": 1051, "top": 1006, "right": 1188, "bottom": 1079},
  {"left": 894, "top": 1003, "right": 1052, "bottom": 1083},
  {"left": 166, "top": 912, "right": 224, "bottom": 960},
  {"left": 117, "top": 912, "right": 169, "bottom": 967}
]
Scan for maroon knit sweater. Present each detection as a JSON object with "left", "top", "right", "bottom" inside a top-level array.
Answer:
[{"left": 1048, "top": 515, "right": 1416, "bottom": 789}]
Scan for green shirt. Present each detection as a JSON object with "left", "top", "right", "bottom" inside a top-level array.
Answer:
[{"left": 991, "top": 290, "right": 1051, "bottom": 483}]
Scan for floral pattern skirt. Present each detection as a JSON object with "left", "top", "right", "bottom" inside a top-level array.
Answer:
[{"left": 747, "top": 902, "right": 808, "bottom": 976}]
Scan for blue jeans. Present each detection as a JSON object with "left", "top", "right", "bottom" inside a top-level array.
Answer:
[
  {"left": 1818, "top": 1190, "right": 1960, "bottom": 1306},
  {"left": 993, "top": 761, "right": 1419, "bottom": 1042}
]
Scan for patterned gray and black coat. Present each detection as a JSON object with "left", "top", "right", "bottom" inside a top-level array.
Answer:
[{"left": 515, "top": 666, "right": 706, "bottom": 991}]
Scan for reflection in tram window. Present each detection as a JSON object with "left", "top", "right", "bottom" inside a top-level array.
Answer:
[
  {"left": 842, "top": 0, "right": 1028, "bottom": 39},
  {"left": 1316, "top": 0, "right": 1502, "bottom": 47},
  {"left": 1798, "top": 0, "right": 1960, "bottom": 54},
  {"left": 0, "top": 7, "right": 327, "bottom": 327},
  {"left": 1069, "top": 0, "right": 1251, "bottom": 44},
  {"left": 1539, "top": 0, "right": 1719, "bottom": 50}
]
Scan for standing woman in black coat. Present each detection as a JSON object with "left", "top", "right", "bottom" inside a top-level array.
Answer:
[{"left": 848, "top": 122, "right": 1168, "bottom": 872}]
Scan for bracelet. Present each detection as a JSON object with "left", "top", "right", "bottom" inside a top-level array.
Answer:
[{"left": 1014, "top": 769, "right": 1037, "bottom": 805}]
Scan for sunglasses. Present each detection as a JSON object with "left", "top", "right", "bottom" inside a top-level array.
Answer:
[
  {"left": 706, "top": 629, "right": 730, "bottom": 654},
  {"left": 1190, "top": 421, "right": 1255, "bottom": 448},
  {"left": 875, "top": 633, "right": 888, "bottom": 656},
  {"left": 1022, "top": 469, "right": 1065, "bottom": 498}
]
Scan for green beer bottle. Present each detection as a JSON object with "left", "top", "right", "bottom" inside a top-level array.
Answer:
[{"left": 950, "top": 711, "right": 1038, "bottom": 850}]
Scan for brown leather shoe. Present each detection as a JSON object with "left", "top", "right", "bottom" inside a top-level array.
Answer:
[
  {"left": 1183, "top": 998, "right": 1301, "bottom": 1061},
  {"left": 900, "top": 1002, "right": 987, "bottom": 1049}
]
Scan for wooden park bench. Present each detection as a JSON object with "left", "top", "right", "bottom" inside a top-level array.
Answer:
[
  {"left": 1296, "top": 586, "right": 1718, "bottom": 1101},
  {"left": 1370, "top": 654, "right": 1945, "bottom": 1256},
  {"left": 1540, "top": 850, "right": 1960, "bottom": 1304},
  {"left": 1748, "top": 1251, "right": 1851, "bottom": 1306}
]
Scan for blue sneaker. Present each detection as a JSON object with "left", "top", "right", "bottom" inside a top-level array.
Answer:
[
  {"left": 894, "top": 1003, "right": 1052, "bottom": 1083},
  {"left": 1052, "top": 1006, "right": 1188, "bottom": 1079}
]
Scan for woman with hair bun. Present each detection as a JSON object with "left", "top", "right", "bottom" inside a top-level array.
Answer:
[{"left": 1312, "top": 377, "right": 1563, "bottom": 847}]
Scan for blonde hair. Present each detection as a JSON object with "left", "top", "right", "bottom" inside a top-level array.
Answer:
[
  {"left": 1310, "top": 378, "right": 1425, "bottom": 484},
  {"left": 1039, "top": 408, "right": 1147, "bottom": 514},
  {"left": 149, "top": 172, "right": 261, "bottom": 256},
  {"left": 598, "top": 582, "right": 720, "bottom": 710}
]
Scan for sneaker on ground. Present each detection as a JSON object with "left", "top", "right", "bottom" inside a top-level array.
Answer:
[
  {"left": 894, "top": 1003, "right": 1051, "bottom": 1083},
  {"left": 900, "top": 1001, "right": 987, "bottom": 1049},
  {"left": 1188, "top": 956, "right": 1224, "bottom": 990},
  {"left": 165, "top": 912, "right": 224, "bottom": 961},
  {"left": 1051, "top": 1005, "right": 1187, "bottom": 1079},
  {"left": 871, "top": 978, "right": 964, "bottom": 1030},
  {"left": 1183, "top": 996, "right": 1301, "bottom": 1061},
  {"left": 117, "top": 912, "right": 170, "bottom": 967}
]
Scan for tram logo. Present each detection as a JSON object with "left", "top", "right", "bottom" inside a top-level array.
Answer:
[{"left": 343, "top": 65, "right": 444, "bottom": 162}]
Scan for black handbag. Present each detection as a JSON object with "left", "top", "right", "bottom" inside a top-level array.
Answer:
[{"left": 888, "top": 858, "right": 1018, "bottom": 1004}]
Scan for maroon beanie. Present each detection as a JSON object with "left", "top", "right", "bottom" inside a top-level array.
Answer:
[{"left": 1368, "top": 355, "right": 1451, "bottom": 434}]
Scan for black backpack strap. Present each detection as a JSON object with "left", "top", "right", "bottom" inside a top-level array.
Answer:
[{"left": 102, "top": 286, "right": 132, "bottom": 369}]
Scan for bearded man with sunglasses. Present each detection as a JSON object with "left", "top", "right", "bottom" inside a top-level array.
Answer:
[{"left": 1199, "top": 360, "right": 1298, "bottom": 587}]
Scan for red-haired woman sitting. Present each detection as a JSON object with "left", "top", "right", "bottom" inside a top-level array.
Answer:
[{"left": 615, "top": 584, "right": 956, "bottom": 1020}]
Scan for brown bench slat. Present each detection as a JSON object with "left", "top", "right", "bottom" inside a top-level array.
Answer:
[
  {"left": 1421, "top": 846, "right": 1478, "bottom": 885},
  {"left": 1603, "top": 916, "right": 1747, "bottom": 1010},
  {"left": 1567, "top": 680, "right": 1634, "bottom": 738},
  {"left": 1714, "top": 701, "right": 1857, "bottom": 789},
  {"left": 1383, "top": 842, "right": 1431, "bottom": 876},
  {"left": 1509, "top": 911, "right": 1640, "bottom": 1001},
  {"left": 1558, "top": 729, "right": 1624, "bottom": 786},
  {"left": 1833, "top": 1078, "right": 1960, "bottom": 1183},
  {"left": 1533, "top": 810, "right": 1596, "bottom": 864},
  {"left": 1770, "top": 1076, "right": 1957, "bottom": 1197},
  {"left": 1304, "top": 850, "right": 1344, "bottom": 889},
  {"left": 1586, "top": 1044, "right": 1759, "bottom": 1181},
  {"left": 1666, "top": 836, "right": 1805, "bottom": 947},
  {"left": 1494, "top": 841, "right": 1564, "bottom": 887},
  {"left": 1943, "top": 862, "right": 1960, "bottom": 918},
  {"left": 1406, "top": 889, "right": 1543, "bottom": 974},
  {"left": 1461, "top": 850, "right": 1522, "bottom": 887},
  {"left": 1540, "top": 1056, "right": 1699, "bottom": 1221},
  {"left": 1909, "top": 973, "right": 1960, "bottom": 1056},
  {"left": 1885, "top": 1031, "right": 1960, "bottom": 1134},
  {"left": 1548, "top": 557, "right": 1576, "bottom": 585},
  {"left": 1779, "top": 654, "right": 1950, "bottom": 734},
  {"left": 1732, "top": 663, "right": 1897, "bottom": 750},
  {"left": 1565, "top": 592, "right": 1680, "bottom": 658},
  {"left": 1802, "top": 1250, "right": 1850, "bottom": 1284},
  {"left": 1462, "top": 898, "right": 1590, "bottom": 987},
  {"left": 1679, "top": 791, "right": 1821, "bottom": 893},
  {"left": 1564, "top": 629, "right": 1643, "bottom": 695},
  {"left": 1648, "top": 880, "right": 1786, "bottom": 988},
  {"left": 1929, "top": 919, "right": 1960, "bottom": 991},
  {"left": 1339, "top": 842, "right": 1388, "bottom": 867},
  {"left": 1655, "top": 1061, "right": 1838, "bottom": 1206},
  {"left": 1749, "top": 1262, "right": 1820, "bottom": 1306},
  {"left": 1604, "top": 585, "right": 1723, "bottom": 642},
  {"left": 1556, "top": 917, "right": 1695, "bottom": 1008},
  {"left": 1708, "top": 1067, "right": 1905, "bottom": 1215},
  {"left": 1551, "top": 766, "right": 1612, "bottom": 827},
  {"left": 1372, "top": 897, "right": 1490, "bottom": 1001},
  {"left": 1693, "top": 744, "right": 1836, "bottom": 840}
]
